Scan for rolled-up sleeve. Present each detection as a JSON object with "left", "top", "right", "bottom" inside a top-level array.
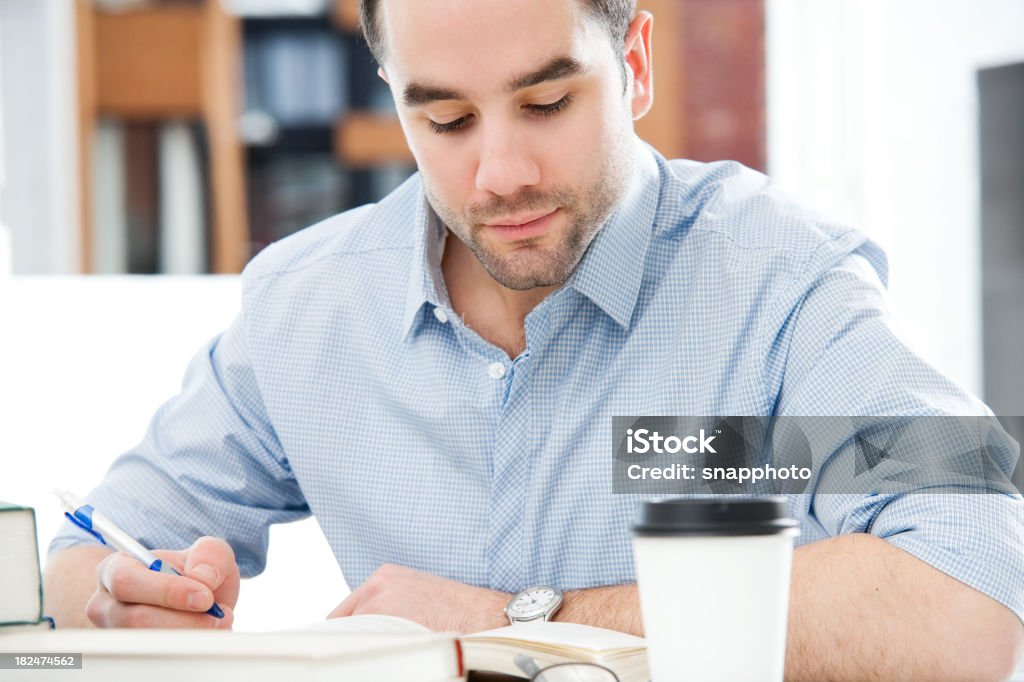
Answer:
[
  {"left": 811, "top": 492, "right": 1024, "bottom": 622},
  {"left": 47, "top": 311, "right": 309, "bottom": 578},
  {"left": 773, "top": 248, "right": 1024, "bottom": 623}
]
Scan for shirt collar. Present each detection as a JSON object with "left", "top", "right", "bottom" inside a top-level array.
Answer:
[
  {"left": 401, "top": 193, "right": 448, "bottom": 341},
  {"left": 564, "top": 138, "right": 661, "bottom": 330},
  {"left": 401, "top": 136, "right": 662, "bottom": 339}
]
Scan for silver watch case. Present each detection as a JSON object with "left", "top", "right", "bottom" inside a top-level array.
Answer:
[{"left": 504, "top": 585, "right": 564, "bottom": 624}]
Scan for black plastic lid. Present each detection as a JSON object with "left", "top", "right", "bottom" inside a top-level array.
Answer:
[{"left": 633, "top": 498, "right": 798, "bottom": 537}]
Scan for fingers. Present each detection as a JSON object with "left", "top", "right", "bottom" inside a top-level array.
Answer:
[
  {"left": 183, "top": 537, "right": 241, "bottom": 607},
  {"left": 327, "top": 591, "right": 360, "bottom": 620},
  {"left": 98, "top": 551, "right": 212, "bottom": 614},
  {"left": 326, "top": 564, "right": 411, "bottom": 620},
  {"left": 90, "top": 536, "right": 240, "bottom": 629},
  {"left": 86, "top": 592, "right": 235, "bottom": 629}
]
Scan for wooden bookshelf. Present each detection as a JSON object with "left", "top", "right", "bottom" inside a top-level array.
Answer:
[
  {"left": 75, "top": 0, "right": 96, "bottom": 274},
  {"left": 76, "top": 0, "right": 248, "bottom": 273},
  {"left": 334, "top": 113, "right": 412, "bottom": 167},
  {"left": 75, "top": 0, "right": 761, "bottom": 273},
  {"left": 331, "top": 0, "right": 360, "bottom": 32}
]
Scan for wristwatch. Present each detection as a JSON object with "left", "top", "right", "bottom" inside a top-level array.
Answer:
[{"left": 505, "top": 585, "right": 564, "bottom": 624}]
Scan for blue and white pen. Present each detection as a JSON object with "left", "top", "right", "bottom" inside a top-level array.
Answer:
[{"left": 54, "top": 489, "right": 224, "bottom": 619}]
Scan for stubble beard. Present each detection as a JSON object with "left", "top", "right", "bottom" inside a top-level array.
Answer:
[{"left": 425, "top": 136, "right": 634, "bottom": 291}]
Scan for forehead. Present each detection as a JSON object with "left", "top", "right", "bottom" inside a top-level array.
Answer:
[{"left": 378, "top": 0, "right": 609, "bottom": 93}]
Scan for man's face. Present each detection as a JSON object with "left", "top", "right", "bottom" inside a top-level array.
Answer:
[{"left": 379, "top": 0, "right": 641, "bottom": 290}]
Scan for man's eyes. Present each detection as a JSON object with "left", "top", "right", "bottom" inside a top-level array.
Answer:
[
  {"left": 524, "top": 93, "right": 573, "bottom": 117},
  {"left": 428, "top": 117, "right": 471, "bottom": 135},
  {"left": 427, "top": 94, "right": 574, "bottom": 135}
]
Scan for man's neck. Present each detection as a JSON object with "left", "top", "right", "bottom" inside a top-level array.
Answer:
[{"left": 440, "top": 231, "right": 557, "bottom": 359}]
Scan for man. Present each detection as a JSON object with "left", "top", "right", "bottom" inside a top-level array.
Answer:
[{"left": 46, "top": 0, "right": 1024, "bottom": 679}]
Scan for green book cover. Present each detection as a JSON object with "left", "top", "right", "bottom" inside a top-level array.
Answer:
[{"left": 0, "top": 502, "right": 44, "bottom": 626}]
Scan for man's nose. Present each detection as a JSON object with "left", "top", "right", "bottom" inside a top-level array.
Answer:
[{"left": 474, "top": 121, "right": 541, "bottom": 197}]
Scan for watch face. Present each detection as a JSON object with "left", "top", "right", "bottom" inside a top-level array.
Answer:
[{"left": 509, "top": 587, "right": 559, "bottom": 619}]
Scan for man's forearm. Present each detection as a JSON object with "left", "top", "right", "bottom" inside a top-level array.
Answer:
[
  {"left": 555, "top": 534, "right": 1023, "bottom": 681},
  {"left": 555, "top": 583, "right": 643, "bottom": 636},
  {"left": 785, "top": 533, "right": 1021, "bottom": 681},
  {"left": 43, "top": 545, "right": 112, "bottom": 628}
]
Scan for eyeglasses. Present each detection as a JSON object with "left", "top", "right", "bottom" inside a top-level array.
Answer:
[{"left": 514, "top": 654, "right": 621, "bottom": 682}]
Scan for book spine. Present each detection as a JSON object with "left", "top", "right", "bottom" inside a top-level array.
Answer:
[
  {"left": 92, "top": 120, "right": 127, "bottom": 274},
  {"left": 158, "top": 121, "right": 206, "bottom": 274}
]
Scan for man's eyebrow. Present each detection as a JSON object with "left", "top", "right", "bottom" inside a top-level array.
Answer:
[
  {"left": 403, "top": 83, "right": 467, "bottom": 107},
  {"left": 507, "top": 56, "right": 586, "bottom": 91},
  {"left": 401, "top": 56, "right": 586, "bottom": 107}
]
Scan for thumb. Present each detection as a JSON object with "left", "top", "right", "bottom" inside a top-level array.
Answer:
[{"left": 183, "top": 536, "right": 241, "bottom": 607}]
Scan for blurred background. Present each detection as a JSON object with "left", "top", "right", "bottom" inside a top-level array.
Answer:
[{"left": 0, "top": 0, "right": 1022, "bottom": 631}]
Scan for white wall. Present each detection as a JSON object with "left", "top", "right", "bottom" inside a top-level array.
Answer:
[
  {"left": 0, "top": 0, "right": 79, "bottom": 274},
  {"left": 0, "top": 278, "right": 348, "bottom": 632},
  {"left": 767, "top": 0, "right": 1024, "bottom": 397},
  {"left": 0, "top": 6, "right": 10, "bottom": 277}
]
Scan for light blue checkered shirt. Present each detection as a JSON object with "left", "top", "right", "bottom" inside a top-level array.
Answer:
[{"left": 51, "top": 139, "right": 1024, "bottom": 622}]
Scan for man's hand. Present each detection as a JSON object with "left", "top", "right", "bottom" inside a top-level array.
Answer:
[
  {"left": 327, "top": 564, "right": 509, "bottom": 633},
  {"left": 85, "top": 536, "right": 240, "bottom": 629}
]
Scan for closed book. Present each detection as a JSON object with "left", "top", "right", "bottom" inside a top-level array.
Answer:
[
  {"left": 0, "top": 618, "right": 54, "bottom": 635},
  {"left": 0, "top": 628, "right": 462, "bottom": 681},
  {"left": 0, "top": 502, "right": 43, "bottom": 627}
]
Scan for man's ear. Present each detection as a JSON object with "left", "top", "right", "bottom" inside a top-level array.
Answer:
[
  {"left": 623, "top": 11, "right": 654, "bottom": 120},
  {"left": 378, "top": 67, "right": 390, "bottom": 84}
]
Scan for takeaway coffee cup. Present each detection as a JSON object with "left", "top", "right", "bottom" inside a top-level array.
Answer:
[{"left": 632, "top": 497, "right": 798, "bottom": 682}]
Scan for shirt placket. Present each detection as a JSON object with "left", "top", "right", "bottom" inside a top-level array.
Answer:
[{"left": 482, "top": 305, "right": 555, "bottom": 593}]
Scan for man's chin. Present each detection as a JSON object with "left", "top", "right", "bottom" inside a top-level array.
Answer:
[{"left": 479, "top": 252, "right": 576, "bottom": 291}]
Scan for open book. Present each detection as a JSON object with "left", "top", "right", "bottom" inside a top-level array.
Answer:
[{"left": 305, "top": 615, "right": 649, "bottom": 681}]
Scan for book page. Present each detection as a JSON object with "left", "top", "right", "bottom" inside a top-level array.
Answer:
[
  {"left": 0, "top": 628, "right": 449, "bottom": 657},
  {"left": 464, "top": 621, "right": 645, "bottom": 652},
  {"left": 292, "top": 614, "right": 432, "bottom": 635}
]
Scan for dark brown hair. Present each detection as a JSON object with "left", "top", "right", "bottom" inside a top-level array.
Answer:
[{"left": 359, "top": 0, "right": 638, "bottom": 66}]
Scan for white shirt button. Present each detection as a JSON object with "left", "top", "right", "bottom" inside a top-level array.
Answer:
[
  {"left": 433, "top": 307, "right": 449, "bottom": 324},
  {"left": 487, "top": 362, "right": 506, "bottom": 380}
]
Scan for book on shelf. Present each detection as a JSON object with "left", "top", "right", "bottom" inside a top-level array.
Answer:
[
  {"left": 92, "top": 119, "right": 207, "bottom": 274},
  {"left": 305, "top": 614, "right": 650, "bottom": 681},
  {"left": 0, "top": 502, "right": 45, "bottom": 629},
  {"left": 244, "top": 24, "right": 347, "bottom": 127},
  {"left": 91, "top": 120, "right": 128, "bottom": 274},
  {"left": 158, "top": 120, "right": 206, "bottom": 274}
]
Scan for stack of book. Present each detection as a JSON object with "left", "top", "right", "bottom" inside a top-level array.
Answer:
[{"left": 0, "top": 502, "right": 53, "bottom": 633}]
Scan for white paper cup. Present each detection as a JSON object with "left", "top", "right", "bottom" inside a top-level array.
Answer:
[{"left": 632, "top": 498, "right": 798, "bottom": 682}]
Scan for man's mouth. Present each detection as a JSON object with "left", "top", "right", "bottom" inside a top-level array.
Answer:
[{"left": 483, "top": 208, "right": 560, "bottom": 240}]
